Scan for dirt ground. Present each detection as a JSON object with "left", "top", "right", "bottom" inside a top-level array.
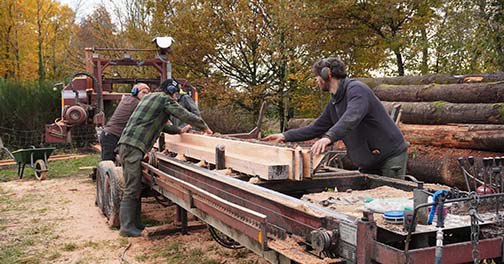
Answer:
[{"left": 0, "top": 173, "right": 268, "bottom": 264}]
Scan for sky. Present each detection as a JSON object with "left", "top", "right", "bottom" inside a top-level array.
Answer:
[{"left": 57, "top": 0, "right": 109, "bottom": 21}]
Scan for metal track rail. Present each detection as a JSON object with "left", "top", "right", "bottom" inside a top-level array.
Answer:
[
  {"left": 142, "top": 157, "right": 347, "bottom": 263},
  {"left": 153, "top": 154, "right": 355, "bottom": 237}
]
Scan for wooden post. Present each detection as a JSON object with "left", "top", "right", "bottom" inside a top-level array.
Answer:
[
  {"left": 176, "top": 205, "right": 188, "bottom": 235},
  {"left": 215, "top": 144, "right": 225, "bottom": 170}
]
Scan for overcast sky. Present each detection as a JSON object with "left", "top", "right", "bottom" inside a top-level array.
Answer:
[{"left": 57, "top": 0, "right": 108, "bottom": 21}]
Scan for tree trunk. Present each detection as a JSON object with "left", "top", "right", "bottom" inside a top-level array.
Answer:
[
  {"left": 373, "top": 81, "right": 504, "bottom": 103},
  {"left": 382, "top": 101, "right": 504, "bottom": 125},
  {"left": 399, "top": 123, "right": 504, "bottom": 151},
  {"left": 394, "top": 49, "right": 405, "bottom": 76},
  {"left": 37, "top": 0, "right": 44, "bottom": 81},
  {"left": 420, "top": 27, "right": 428, "bottom": 74},
  {"left": 287, "top": 118, "right": 314, "bottom": 130},
  {"left": 359, "top": 72, "right": 504, "bottom": 89},
  {"left": 406, "top": 144, "right": 504, "bottom": 191}
]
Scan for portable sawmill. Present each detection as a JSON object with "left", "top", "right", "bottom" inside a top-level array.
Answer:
[{"left": 95, "top": 132, "right": 504, "bottom": 264}]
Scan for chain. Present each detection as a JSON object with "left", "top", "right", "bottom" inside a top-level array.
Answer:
[{"left": 469, "top": 193, "right": 481, "bottom": 264}]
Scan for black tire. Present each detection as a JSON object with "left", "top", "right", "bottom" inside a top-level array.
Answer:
[
  {"left": 103, "top": 166, "right": 123, "bottom": 228},
  {"left": 96, "top": 161, "right": 115, "bottom": 215}
]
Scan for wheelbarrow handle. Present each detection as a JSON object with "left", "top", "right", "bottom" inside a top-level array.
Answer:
[{"left": 0, "top": 137, "right": 16, "bottom": 160}]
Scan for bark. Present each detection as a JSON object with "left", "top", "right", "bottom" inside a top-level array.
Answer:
[
  {"left": 382, "top": 101, "right": 504, "bottom": 125},
  {"left": 399, "top": 124, "right": 504, "bottom": 152},
  {"left": 406, "top": 145, "right": 504, "bottom": 190},
  {"left": 373, "top": 81, "right": 504, "bottom": 103},
  {"left": 358, "top": 72, "right": 504, "bottom": 89},
  {"left": 289, "top": 101, "right": 504, "bottom": 126},
  {"left": 287, "top": 118, "right": 315, "bottom": 130},
  {"left": 394, "top": 49, "right": 405, "bottom": 76}
]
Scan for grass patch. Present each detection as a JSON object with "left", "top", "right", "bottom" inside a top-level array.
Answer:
[
  {"left": 0, "top": 187, "right": 55, "bottom": 264},
  {"left": 118, "top": 237, "right": 129, "bottom": 247},
  {"left": 47, "top": 251, "right": 62, "bottom": 261},
  {"left": 0, "top": 154, "right": 100, "bottom": 182},
  {"left": 63, "top": 242, "right": 78, "bottom": 251},
  {"left": 135, "top": 254, "right": 149, "bottom": 262},
  {"left": 83, "top": 240, "right": 100, "bottom": 249},
  {"left": 0, "top": 246, "right": 23, "bottom": 263},
  {"left": 155, "top": 241, "right": 223, "bottom": 264}
]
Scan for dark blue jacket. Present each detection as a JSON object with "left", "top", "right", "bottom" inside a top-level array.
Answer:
[{"left": 283, "top": 78, "right": 408, "bottom": 170}]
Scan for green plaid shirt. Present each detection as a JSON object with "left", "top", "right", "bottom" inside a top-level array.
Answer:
[{"left": 118, "top": 92, "right": 208, "bottom": 153}]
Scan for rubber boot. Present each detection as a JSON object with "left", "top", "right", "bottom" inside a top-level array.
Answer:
[
  {"left": 135, "top": 199, "right": 145, "bottom": 230},
  {"left": 119, "top": 199, "right": 142, "bottom": 237}
]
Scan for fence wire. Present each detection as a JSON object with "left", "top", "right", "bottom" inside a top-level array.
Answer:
[{"left": 0, "top": 125, "right": 98, "bottom": 160}]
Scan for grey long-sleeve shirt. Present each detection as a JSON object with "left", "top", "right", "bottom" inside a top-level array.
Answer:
[{"left": 283, "top": 78, "right": 408, "bottom": 170}]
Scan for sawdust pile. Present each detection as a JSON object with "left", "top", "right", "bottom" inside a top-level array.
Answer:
[{"left": 301, "top": 186, "right": 413, "bottom": 217}]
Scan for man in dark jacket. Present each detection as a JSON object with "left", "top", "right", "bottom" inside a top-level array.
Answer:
[
  {"left": 264, "top": 58, "right": 408, "bottom": 178},
  {"left": 100, "top": 83, "right": 150, "bottom": 161}
]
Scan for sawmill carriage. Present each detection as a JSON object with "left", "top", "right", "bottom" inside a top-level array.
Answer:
[{"left": 96, "top": 130, "right": 504, "bottom": 264}]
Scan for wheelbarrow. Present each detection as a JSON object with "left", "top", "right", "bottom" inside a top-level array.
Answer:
[{"left": 0, "top": 138, "right": 55, "bottom": 180}]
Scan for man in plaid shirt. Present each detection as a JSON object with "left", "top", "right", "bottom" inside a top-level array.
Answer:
[{"left": 117, "top": 79, "right": 212, "bottom": 237}]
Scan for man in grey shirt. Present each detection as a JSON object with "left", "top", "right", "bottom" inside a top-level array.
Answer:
[{"left": 161, "top": 79, "right": 201, "bottom": 128}]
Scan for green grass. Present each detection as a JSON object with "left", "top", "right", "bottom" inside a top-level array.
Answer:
[
  {"left": 63, "top": 242, "right": 78, "bottom": 251},
  {"left": 0, "top": 154, "right": 100, "bottom": 182},
  {"left": 151, "top": 241, "right": 222, "bottom": 264},
  {"left": 135, "top": 254, "right": 149, "bottom": 262}
]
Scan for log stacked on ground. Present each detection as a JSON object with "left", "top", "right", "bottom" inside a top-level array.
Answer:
[
  {"left": 382, "top": 101, "right": 504, "bottom": 125},
  {"left": 406, "top": 145, "right": 504, "bottom": 191},
  {"left": 373, "top": 82, "right": 504, "bottom": 103},
  {"left": 358, "top": 72, "right": 504, "bottom": 89}
]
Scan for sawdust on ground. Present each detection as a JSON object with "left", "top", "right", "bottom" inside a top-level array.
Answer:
[{"left": 0, "top": 174, "right": 267, "bottom": 264}]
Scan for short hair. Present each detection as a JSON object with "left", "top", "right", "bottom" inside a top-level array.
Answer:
[
  {"left": 312, "top": 58, "right": 347, "bottom": 79},
  {"left": 134, "top": 83, "right": 150, "bottom": 92}
]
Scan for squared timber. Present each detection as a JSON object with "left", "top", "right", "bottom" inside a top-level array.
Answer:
[{"left": 163, "top": 134, "right": 324, "bottom": 180}]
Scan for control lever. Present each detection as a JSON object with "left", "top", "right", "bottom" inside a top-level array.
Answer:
[
  {"left": 458, "top": 157, "right": 471, "bottom": 192},
  {"left": 468, "top": 156, "right": 477, "bottom": 190}
]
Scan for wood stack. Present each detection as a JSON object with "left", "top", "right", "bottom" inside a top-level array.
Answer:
[{"left": 288, "top": 72, "right": 504, "bottom": 189}]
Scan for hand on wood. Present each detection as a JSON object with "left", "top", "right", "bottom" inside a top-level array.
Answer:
[
  {"left": 311, "top": 137, "right": 332, "bottom": 155},
  {"left": 180, "top": 124, "right": 192, "bottom": 133},
  {"left": 262, "top": 133, "right": 285, "bottom": 143},
  {"left": 203, "top": 127, "right": 213, "bottom": 135}
]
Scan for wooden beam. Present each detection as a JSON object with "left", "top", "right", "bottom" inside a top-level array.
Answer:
[{"left": 163, "top": 134, "right": 323, "bottom": 180}]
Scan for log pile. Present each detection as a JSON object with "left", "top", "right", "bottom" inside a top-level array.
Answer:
[{"left": 288, "top": 72, "right": 504, "bottom": 189}]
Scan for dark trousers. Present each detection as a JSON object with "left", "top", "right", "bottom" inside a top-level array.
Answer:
[
  {"left": 100, "top": 131, "right": 120, "bottom": 161},
  {"left": 360, "top": 150, "right": 408, "bottom": 179}
]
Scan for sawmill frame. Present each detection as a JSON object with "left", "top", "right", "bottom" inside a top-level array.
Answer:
[{"left": 134, "top": 134, "right": 504, "bottom": 264}]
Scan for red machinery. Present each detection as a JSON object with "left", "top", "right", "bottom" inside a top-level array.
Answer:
[{"left": 45, "top": 37, "right": 198, "bottom": 143}]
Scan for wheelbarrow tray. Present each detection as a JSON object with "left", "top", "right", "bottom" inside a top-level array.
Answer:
[{"left": 11, "top": 147, "right": 55, "bottom": 164}]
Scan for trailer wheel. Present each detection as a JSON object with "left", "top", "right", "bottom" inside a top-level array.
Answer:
[
  {"left": 103, "top": 166, "right": 124, "bottom": 228},
  {"left": 96, "top": 161, "right": 115, "bottom": 214},
  {"left": 33, "top": 159, "right": 47, "bottom": 181}
]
